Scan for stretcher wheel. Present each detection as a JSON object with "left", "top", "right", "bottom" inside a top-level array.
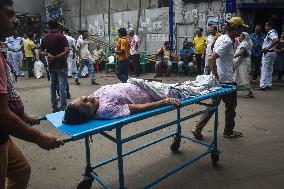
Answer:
[
  {"left": 211, "top": 153, "right": 219, "bottom": 167},
  {"left": 170, "top": 137, "right": 181, "bottom": 153},
  {"left": 77, "top": 177, "right": 93, "bottom": 189}
]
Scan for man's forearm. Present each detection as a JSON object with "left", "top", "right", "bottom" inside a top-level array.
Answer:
[
  {"left": 209, "top": 57, "right": 217, "bottom": 77},
  {"left": 267, "top": 39, "right": 279, "bottom": 50},
  {"left": 0, "top": 110, "right": 41, "bottom": 144},
  {"left": 54, "top": 49, "right": 69, "bottom": 59}
]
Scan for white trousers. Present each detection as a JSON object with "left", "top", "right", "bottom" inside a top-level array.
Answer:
[
  {"left": 260, "top": 52, "right": 276, "bottom": 88},
  {"left": 67, "top": 54, "right": 78, "bottom": 76},
  {"left": 11, "top": 52, "right": 23, "bottom": 76}
]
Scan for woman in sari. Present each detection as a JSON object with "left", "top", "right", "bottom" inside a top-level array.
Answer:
[{"left": 233, "top": 32, "right": 254, "bottom": 98}]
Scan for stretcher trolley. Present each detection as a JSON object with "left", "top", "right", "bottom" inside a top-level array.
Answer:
[{"left": 39, "top": 84, "right": 236, "bottom": 189}]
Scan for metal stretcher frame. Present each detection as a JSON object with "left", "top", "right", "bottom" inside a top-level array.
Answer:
[{"left": 39, "top": 84, "right": 235, "bottom": 189}]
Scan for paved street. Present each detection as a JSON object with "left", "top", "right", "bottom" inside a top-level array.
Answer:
[{"left": 14, "top": 72, "right": 284, "bottom": 189}]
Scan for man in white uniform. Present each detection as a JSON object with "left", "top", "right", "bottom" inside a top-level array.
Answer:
[
  {"left": 256, "top": 22, "right": 279, "bottom": 91},
  {"left": 192, "top": 17, "right": 248, "bottom": 140},
  {"left": 63, "top": 29, "right": 77, "bottom": 78},
  {"left": 204, "top": 25, "right": 218, "bottom": 75},
  {"left": 8, "top": 31, "right": 24, "bottom": 77}
]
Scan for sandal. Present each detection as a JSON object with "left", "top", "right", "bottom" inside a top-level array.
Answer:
[
  {"left": 191, "top": 130, "right": 204, "bottom": 140},
  {"left": 223, "top": 131, "right": 243, "bottom": 138},
  {"left": 244, "top": 93, "right": 254, "bottom": 98}
]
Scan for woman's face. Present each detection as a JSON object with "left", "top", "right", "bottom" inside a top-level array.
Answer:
[{"left": 71, "top": 96, "right": 100, "bottom": 118}]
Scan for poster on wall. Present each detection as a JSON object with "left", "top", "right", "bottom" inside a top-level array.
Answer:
[{"left": 207, "top": 16, "right": 219, "bottom": 30}]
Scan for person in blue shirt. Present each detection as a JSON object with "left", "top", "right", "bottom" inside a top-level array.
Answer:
[
  {"left": 250, "top": 24, "right": 265, "bottom": 83},
  {"left": 177, "top": 42, "right": 194, "bottom": 76}
]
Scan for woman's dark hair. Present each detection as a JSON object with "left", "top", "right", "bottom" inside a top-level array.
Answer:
[
  {"left": 0, "top": 0, "right": 13, "bottom": 9},
  {"left": 63, "top": 104, "right": 90, "bottom": 125}
]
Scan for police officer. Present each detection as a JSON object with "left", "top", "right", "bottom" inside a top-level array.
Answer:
[
  {"left": 7, "top": 31, "right": 24, "bottom": 77},
  {"left": 256, "top": 22, "right": 279, "bottom": 91}
]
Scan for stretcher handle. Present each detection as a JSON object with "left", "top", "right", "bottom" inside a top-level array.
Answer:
[{"left": 37, "top": 116, "right": 47, "bottom": 122}]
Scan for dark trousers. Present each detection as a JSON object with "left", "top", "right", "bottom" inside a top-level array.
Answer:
[
  {"left": 129, "top": 54, "right": 140, "bottom": 76},
  {"left": 195, "top": 89, "right": 237, "bottom": 135},
  {"left": 195, "top": 54, "right": 203, "bottom": 74},
  {"left": 252, "top": 55, "right": 262, "bottom": 80},
  {"left": 116, "top": 58, "right": 129, "bottom": 83},
  {"left": 26, "top": 57, "right": 34, "bottom": 78}
]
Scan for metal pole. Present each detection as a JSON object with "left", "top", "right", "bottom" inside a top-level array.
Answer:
[
  {"left": 136, "top": 0, "right": 142, "bottom": 34},
  {"left": 169, "top": 0, "right": 174, "bottom": 51},
  {"left": 108, "top": 0, "right": 111, "bottom": 48},
  {"left": 79, "top": 0, "right": 82, "bottom": 30}
]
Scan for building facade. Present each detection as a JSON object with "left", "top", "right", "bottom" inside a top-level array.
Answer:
[
  {"left": 13, "top": 0, "right": 46, "bottom": 35},
  {"left": 44, "top": 0, "right": 284, "bottom": 53}
]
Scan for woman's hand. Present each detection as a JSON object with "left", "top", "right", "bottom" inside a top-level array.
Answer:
[{"left": 159, "top": 98, "right": 181, "bottom": 107}]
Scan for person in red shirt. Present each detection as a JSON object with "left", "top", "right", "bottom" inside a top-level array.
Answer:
[
  {"left": 39, "top": 20, "right": 70, "bottom": 113},
  {"left": 0, "top": 1, "right": 64, "bottom": 188}
]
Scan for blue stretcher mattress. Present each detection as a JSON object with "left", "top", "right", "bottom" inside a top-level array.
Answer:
[{"left": 45, "top": 86, "right": 234, "bottom": 140}]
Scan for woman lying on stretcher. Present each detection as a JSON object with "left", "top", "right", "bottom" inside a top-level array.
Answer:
[
  {"left": 63, "top": 82, "right": 181, "bottom": 124},
  {"left": 63, "top": 76, "right": 220, "bottom": 124}
]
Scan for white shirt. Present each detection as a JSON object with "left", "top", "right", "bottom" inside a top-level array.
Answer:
[
  {"left": 6, "top": 36, "right": 23, "bottom": 52},
  {"left": 262, "top": 29, "right": 278, "bottom": 50},
  {"left": 205, "top": 35, "right": 215, "bottom": 57},
  {"left": 213, "top": 35, "right": 235, "bottom": 83},
  {"left": 130, "top": 34, "right": 141, "bottom": 55},
  {"left": 76, "top": 37, "right": 91, "bottom": 59},
  {"left": 65, "top": 34, "right": 76, "bottom": 55}
]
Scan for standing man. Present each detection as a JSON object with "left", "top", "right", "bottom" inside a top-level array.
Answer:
[
  {"left": 39, "top": 20, "right": 70, "bottom": 113},
  {"left": 63, "top": 29, "right": 77, "bottom": 78},
  {"left": 193, "top": 28, "right": 206, "bottom": 74},
  {"left": 191, "top": 17, "right": 249, "bottom": 140},
  {"left": 250, "top": 24, "right": 265, "bottom": 84},
  {"left": 75, "top": 30, "right": 98, "bottom": 85},
  {"left": 8, "top": 31, "right": 24, "bottom": 77},
  {"left": 256, "top": 22, "right": 279, "bottom": 91},
  {"left": 23, "top": 33, "right": 36, "bottom": 78},
  {"left": 0, "top": 1, "right": 64, "bottom": 188},
  {"left": 115, "top": 28, "right": 130, "bottom": 83},
  {"left": 204, "top": 26, "right": 218, "bottom": 75},
  {"left": 129, "top": 29, "right": 141, "bottom": 77}
]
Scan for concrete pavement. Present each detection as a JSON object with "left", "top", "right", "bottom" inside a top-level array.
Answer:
[{"left": 13, "top": 73, "right": 284, "bottom": 189}]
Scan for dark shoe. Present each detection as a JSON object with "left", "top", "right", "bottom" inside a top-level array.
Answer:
[
  {"left": 266, "top": 86, "right": 272, "bottom": 90},
  {"left": 154, "top": 75, "right": 159, "bottom": 78},
  {"left": 191, "top": 130, "right": 203, "bottom": 140},
  {"left": 223, "top": 131, "right": 242, "bottom": 138},
  {"left": 244, "top": 93, "right": 254, "bottom": 98},
  {"left": 52, "top": 108, "right": 60, "bottom": 113},
  {"left": 91, "top": 81, "right": 99, "bottom": 85},
  {"left": 68, "top": 76, "right": 72, "bottom": 78},
  {"left": 134, "top": 74, "right": 140, "bottom": 77},
  {"left": 254, "top": 87, "right": 266, "bottom": 91},
  {"left": 75, "top": 78, "right": 80, "bottom": 85}
]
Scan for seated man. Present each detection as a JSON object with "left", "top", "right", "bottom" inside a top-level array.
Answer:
[
  {"left": 63, "top": 76, "right": 221, "bottom": 124},
  {"left": 92, "top": 43, "right": 105, "bottom": 73},
  {"left": 178, "top": 42, "right": 194, "bottom": 76},
  {"left": 155, "top": 41, "right": 172, "bottom": 77}
]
